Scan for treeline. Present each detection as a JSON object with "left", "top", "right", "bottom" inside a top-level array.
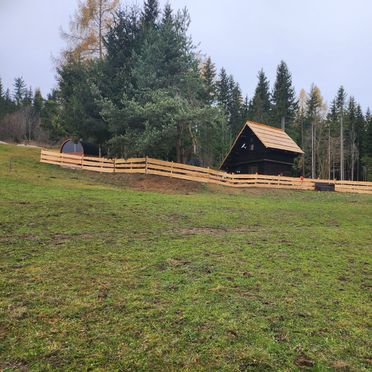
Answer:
[{"left": 0, "top": 0, "right": 371, "bottom": 180}]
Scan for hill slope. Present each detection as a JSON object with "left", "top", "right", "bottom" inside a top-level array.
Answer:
[{"left": 0, "top": 145, "right": 371, "bottom": 370}]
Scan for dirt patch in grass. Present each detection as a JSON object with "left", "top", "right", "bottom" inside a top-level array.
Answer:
[
  {"left": 52, "top": 232, "right": 95, "bottom": 245},
  {"left": 295, "top": 353, "right": 315, "bottom": 368},
  {"left": 88, "top": 173, "right": 205, "bottom": 194},
  {"left": 331, "top": 360, "right": 350, "bottom": 370}
]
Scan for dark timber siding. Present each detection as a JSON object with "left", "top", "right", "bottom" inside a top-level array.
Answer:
[{"left": 221, "top": 126, "right": 299, "bottom": 176}]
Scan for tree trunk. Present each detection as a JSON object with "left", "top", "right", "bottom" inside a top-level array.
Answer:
[
  {"left": 328, "top": 124, "right": 331, "bottom": 180},
  {"left": 281, "top": 116, "right": 285, "bottom": 131},
  {"left": 176, "top": 124, "right": 182, "bottom": 163},
  {"left": 311, "top": 121, "right": 316, "bottom": 179},
  {"left": 340, "top": 109, "right": 344, "bottom": 180},
  {"left": 99, "top": 0, "right": 103, "bottom": 60}
]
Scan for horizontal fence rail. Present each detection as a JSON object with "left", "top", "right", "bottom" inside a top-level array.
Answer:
[{"left": 40, "top": 149, "right": 372, "bottom": 194}]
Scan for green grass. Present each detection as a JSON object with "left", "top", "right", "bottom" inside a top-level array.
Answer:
[{"left": 0, "top": 144, "right": 371, "bottom": 370}]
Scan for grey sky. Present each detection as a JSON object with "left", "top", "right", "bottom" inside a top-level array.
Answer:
[{"left": 1, "top": 0, "right": 371, "bottom": 110}]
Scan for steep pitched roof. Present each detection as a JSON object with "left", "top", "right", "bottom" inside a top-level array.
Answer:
[{"left": 247, "top": 121, "right": 304, "bottom": 154}]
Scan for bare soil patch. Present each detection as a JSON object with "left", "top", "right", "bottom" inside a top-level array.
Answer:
[{"left": 90, "top": 173, "right": 205, "bottom": 194}]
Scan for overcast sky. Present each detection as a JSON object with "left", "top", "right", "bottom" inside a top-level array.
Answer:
[{"left": 0, "top": 0, "right": 371, "bottom": 110}]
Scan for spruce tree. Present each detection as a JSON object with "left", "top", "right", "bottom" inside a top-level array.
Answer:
[
  {"left": 228, "top": 79, "right": 243, "bottom": 137},
  {"left": 347, "top": 97, "right": 357, "bottom": 180},
  {"left": 13, "top": 77, "right": 27, "bottom": 106},
  {"left": 201, "top": 57, "right": 216, "bottom": 105},
  {"left": 248, "top": 69, "right": 271, "bottom": 124},
  {"left": 336, "top": 86, "right": 347, "bottom": 180},
  {"left": 364, "top": 108, "right": 372, "bottom": 156},
  {"left": 162, "top": 2, "right": 173, "bottom": 24},
  {"left": 33, "top": 89, "right": 44, "bottom": 115},
  {"left": 242, "top": 95, "right": 249, "bottom": 121},
  {"left": 142, "top": 0, "right": 160, "bottom": 28},
  {"left": 362, "top": 108, "right": 372, "bottom": 180},
  {"left": 0, "top": 78, "right": 5, "bottom": 120},
  {"left": 271, "top": 61, "right": 297, "bottom": 130},
  {"left": 216, "top": 68, "right": 230, "bottom": 112},
  {"left": 24, "top": 87, "right": 33, "bottom": 106}
]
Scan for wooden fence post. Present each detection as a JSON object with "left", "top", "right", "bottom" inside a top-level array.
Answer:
[
  {"left": 171, "top": 162, "right": 173, "bottom": 177},
  {"left": 113, "top": 159, "right": 116, "bottom": 174},
  {"left": 81, "top": 154, "right": 84, "bottom": 170},
  {"left": 145, "top": 156, "right": 148, "bottom": 175}
]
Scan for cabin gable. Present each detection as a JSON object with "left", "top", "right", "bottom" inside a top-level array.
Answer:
[{"left": 220, "top": 121, "right": 303, "bottom": 176}]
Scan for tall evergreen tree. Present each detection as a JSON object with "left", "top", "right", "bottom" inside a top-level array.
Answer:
[
  {"left": 248, "top": 69, "right": 271, "bottom": 124},
  {"left": 216, "top": 68, "right": 230, "bottom": 112},
  {"left": 228, "top": 79, "right": 243, "bottom": 137},
  {"left": 347, "top": 97, "right": 357, "bottom": 180},
  {"left": 13, "top": 77, "right": 27, "bottom": 106},
  {"left": 58, "top": 58, "right": 109, "bottom": 144},
  {"left": 200, "top": 57, "right": 216, "bottom": 105},
  {"left": 354, "top": 103, "right": 365, "bottom": 180},
  {"left": 41, "top": 90, "right": 65, "bottom": 141},
  {"left": 241, "top": 95, "right": 249, "bottom": 121},
  {"left": 336, "top": 86, "right": 347, "bottom": 180},
  {"left": 142, "top": 0, "right": 160, "bottom": 28},
  {"left": 271, "top": 60, "right": 297, "bottom": 130},
  {"left": 362, "top": 108, "right": 372, "bottom": 180},
  {"left": 162, "top": 2, "right": 173, "bottom": 24}
]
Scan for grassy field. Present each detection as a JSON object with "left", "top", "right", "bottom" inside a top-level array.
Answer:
[{"left": 0, "top": 144, "right": 371, "bottom": 370}]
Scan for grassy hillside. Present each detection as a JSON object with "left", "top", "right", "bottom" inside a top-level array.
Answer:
[{"left": 0, "top": 145, "right": 371, "bottom": 370}]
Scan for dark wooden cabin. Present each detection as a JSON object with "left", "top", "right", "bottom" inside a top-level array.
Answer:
[{"left": 220, "top": 121, "right": 304, "bottom": 176}]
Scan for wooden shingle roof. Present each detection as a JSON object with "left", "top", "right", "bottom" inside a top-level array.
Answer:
[{"left": 247, "top": 121, "right": 304, "bottom": 154}]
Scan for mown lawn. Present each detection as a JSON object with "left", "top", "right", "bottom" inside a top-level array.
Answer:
[{"left": 0, "top": 145, "right": 371, "bottom": 370}]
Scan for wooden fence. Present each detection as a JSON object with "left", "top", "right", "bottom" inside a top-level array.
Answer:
[{"left": 40, "top": 149, "right": 372, "bottom": 194}]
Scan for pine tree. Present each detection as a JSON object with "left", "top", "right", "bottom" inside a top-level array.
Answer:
[
  {"left": 216, "top": 68, "right": 229, "bottom": 112},
  {"left": 41, "top": 90, "right": 65, "bottom": 141},
  {"left": 271, "top": 61, "right": 297, "bottom": 130},
  {"left": 24, "top": 87, "right": 33, "bottom": 106},
  {"left": 362, "top": 108, "right": 372, "bottom": 180},
  {"left": 228, "top": 79, "right": 243, "bottom": 137},
  {"left": 201, "top": 57, "right": 216, "bottom": 105},
  {"left": 347, "top": 97, "right": 357, "bottom": 180},
  {"left": 241, "top": 95, "right": 249, "bottom": 121},
  {"left": 162, "top": 2, "right": 173, "bottom": 24},
  {"left": 142, "top": 0, "right": 160, "bottom": 28},
  {"left": 354, "top": 103, "right": 365, "bottom": 180},
  {"left": 364, "top": 108, "right": 372, "bottom": 155},
  {"left": 33, "top": 89, "right": 44, "bottom": 114},
  {"left": 248, "top": 69, "right": 271, "bottom": 124},
  {"left": 13, "top": 77, "right": 27, "bottom": 106},
  {"left": 336, "top": 86, "right": 347, "bottom": 180}
]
